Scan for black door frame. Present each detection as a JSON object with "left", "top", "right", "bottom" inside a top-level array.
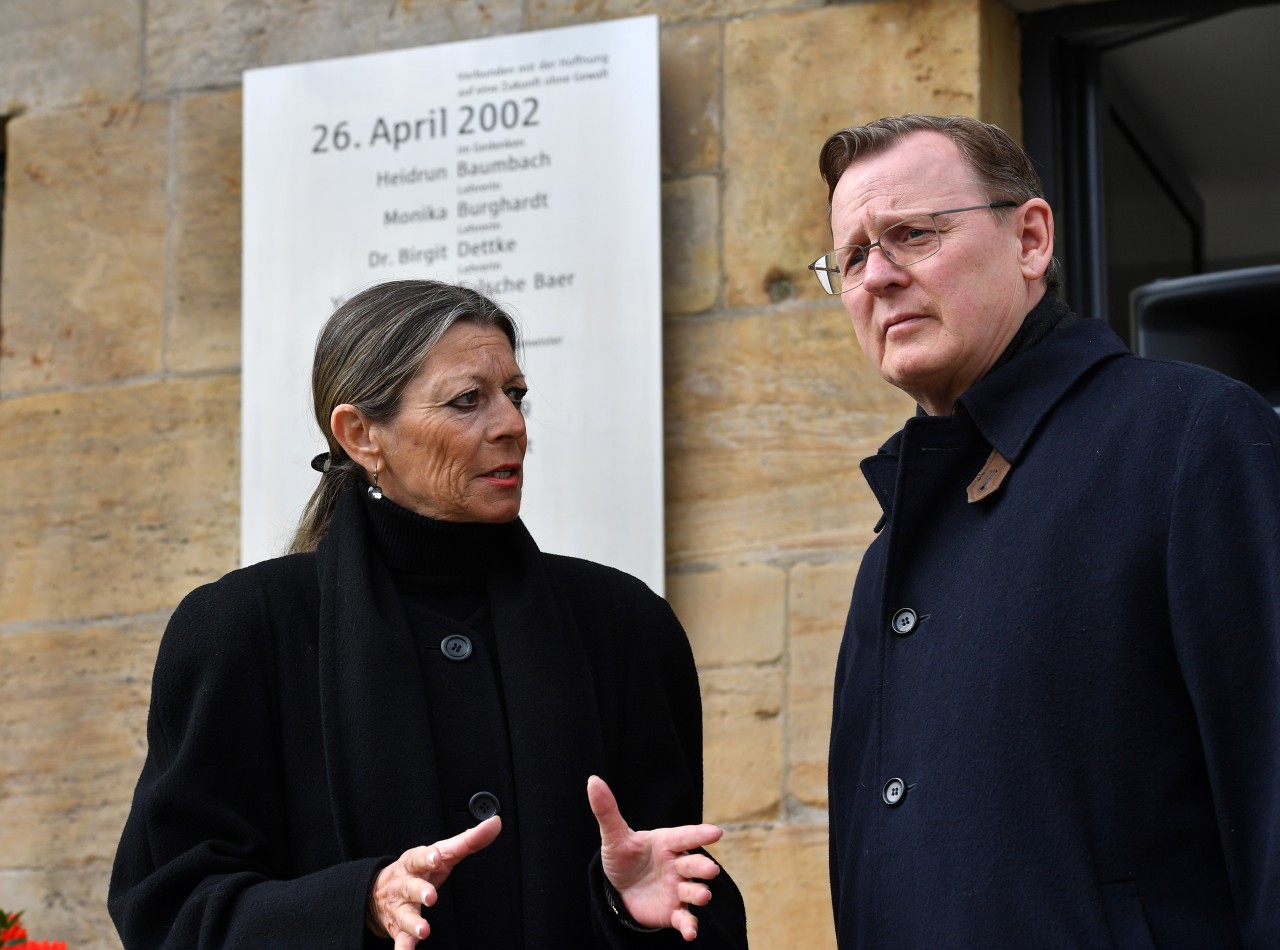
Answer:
[{"left": 1019, "top": 0, "right": 1274, "bottom": 323}]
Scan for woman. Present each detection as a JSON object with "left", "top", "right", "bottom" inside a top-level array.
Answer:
[{"left": 109, "top": 281, "right": 749, "bottom": 948}]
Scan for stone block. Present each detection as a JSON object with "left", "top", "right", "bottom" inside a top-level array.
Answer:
[
  {"left": 529, "top": 0, "right": 808, "bottom": 30},
  {"left": 723, "top": 0, "right": 984, "bottom": 309},
  {"left": 667, "top": 563, "right": 785, "bottom": 668},
  {"left": 0, "top": 376, "right": 240, "bottom": 626},
  {"left": 787, "top": 559, "right": 861, "bottom": 807},
  {"left": 662, "top": 176, "right": 719, "bottom": 315},
  {"left": 167, "top": 91, "right": 243, "bottom": 374},
  {"left": 660, "top": 23, "right": 720, "bottom": 175},
  {"left": 712, "top": 823, "right": 835, "bottom": 950},
  {"left": 0, "top": 0, "right": 139, "bottom": 113},
  {"left": 0, "top": 102, "right": 168, "bottom": 393},
  {"left": 143, "top": 0, "right": 523, "bottom": 95},
  {"left": 0, "top": 862, "right": 120, "bottom": 950},
  {"left": 0, "top": 618, "right": 161, "bottom": 866},
  {"left": 701, "top": 665, "right": 784, "bottom": 823},
  {"left": 663, "top": 304, "right": 913, "bottom": 566}
]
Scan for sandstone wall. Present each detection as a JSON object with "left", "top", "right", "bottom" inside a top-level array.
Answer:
[{"left": 0, "top": 1, "right": 1019, "bottom": 946}]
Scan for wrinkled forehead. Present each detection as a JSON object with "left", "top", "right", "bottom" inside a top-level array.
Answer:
[
  {"left": 418, "top": 324, "right": 523, "bottom": 386},
  {"left": 829, "top": 133, "right": 978, "bottom": 236}
]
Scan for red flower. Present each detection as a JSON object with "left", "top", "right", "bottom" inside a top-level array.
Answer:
[
  {"left": 0, "top": 910, "right": 65, "bottom": 949},
  {"left": 1, "top": 914, "right": 27, "bottom": 945}
]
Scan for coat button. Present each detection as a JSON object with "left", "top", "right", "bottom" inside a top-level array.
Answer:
[
  {"left": 441, "top": 634, "right": 473, "bottom": 661},
  {"left": 891, "top": 608, "right": 917, "bottom": 636},
  {"left": 882, "top": 777, "right": 907, "bottom": 806},
  {"left": 469, "top": 790, "right": 500, "bottom": 821}
]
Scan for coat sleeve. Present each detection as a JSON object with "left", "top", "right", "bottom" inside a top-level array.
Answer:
[
  {"left": 107, "top": 571, "right": 389, "bottom": 950},
  {"left": 583, "top": 572, "right": 750, "bottom": 949},
  {"left": 1165, "top": 378, "right": 1280, "bottom": 949}
]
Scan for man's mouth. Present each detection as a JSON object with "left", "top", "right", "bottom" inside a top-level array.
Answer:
[{"left": 883, "top": 313, "right": 928, "bottom": 337}]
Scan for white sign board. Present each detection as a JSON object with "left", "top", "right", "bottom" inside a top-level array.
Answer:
[{"left": 242, "top": 16, "right": 664, "bottom": 592}]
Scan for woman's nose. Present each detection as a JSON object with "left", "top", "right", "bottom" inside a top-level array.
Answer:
[{"left": 490, "top": 396, "right": 526, "bottom": 440}]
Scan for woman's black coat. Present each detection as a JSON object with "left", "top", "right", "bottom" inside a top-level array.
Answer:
[{"left": 109, "top": 487, "right": 748, "bottom": 948}]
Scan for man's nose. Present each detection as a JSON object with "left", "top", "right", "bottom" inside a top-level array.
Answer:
[{"left": 859, "top": 245, "right": 906, "bottom": 294}]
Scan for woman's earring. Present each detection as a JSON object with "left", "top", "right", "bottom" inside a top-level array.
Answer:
[{"left": 368, "top": 465, "right": 383, "bottom": 501}]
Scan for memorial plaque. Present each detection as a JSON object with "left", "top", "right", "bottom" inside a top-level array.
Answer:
[{"left": 243, "top": 16, "right": 664, "bottom": 591}]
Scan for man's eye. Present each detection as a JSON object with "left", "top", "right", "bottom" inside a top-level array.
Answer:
[
  {"left": 888, "top": 222, "right": 934, "bottom": 245},
  {"left": 840, "top": 247, "right": 867, "bottom": 273}
]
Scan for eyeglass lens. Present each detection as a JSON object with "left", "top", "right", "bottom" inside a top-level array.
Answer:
[
  {"left": 809, "top": 202, "right": 1018, "bottom": 295},
  {"left": 815, "top": 218, "right": 941, "bottom": 294}
]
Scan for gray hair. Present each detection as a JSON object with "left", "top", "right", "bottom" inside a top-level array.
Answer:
[{"left": 290, "top": 280, "right": 520, "bottom": 552}]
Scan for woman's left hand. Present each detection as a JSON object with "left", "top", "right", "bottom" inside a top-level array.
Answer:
[{"left": 587, "top": 774, "right": 725, "bottom": 941}]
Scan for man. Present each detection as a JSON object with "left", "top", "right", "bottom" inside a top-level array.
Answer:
[{"left": 810, "top": 115, "right": 1279, "bottom": 948}]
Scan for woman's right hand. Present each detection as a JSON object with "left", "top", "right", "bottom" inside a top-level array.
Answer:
[{"left": 367, "top": 816, "right": 502, "bottom": 948}]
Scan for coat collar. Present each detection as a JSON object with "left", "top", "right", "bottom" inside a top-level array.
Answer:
[
  {"left": 860, "top": 306, "right": 1130, "bottom": 524},
  {"left": 956, "top": 303, "right": 1129, "bottom": 463},
  {"left": 314, "top": 486, "right": 606, "bottom": 932}
]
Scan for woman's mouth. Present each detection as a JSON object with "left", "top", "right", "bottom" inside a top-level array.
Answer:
[{"left": 482, "top": 466, "right": 520, "bottom": 484}]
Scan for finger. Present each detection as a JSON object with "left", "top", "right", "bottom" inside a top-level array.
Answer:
[
  {"left": 586, "top": 775, "right": 630, "bottom": 842},
  {"left": 673, "top": 852, "right": 721, "bottom": 881},
  {"left": 400, "top": 844, "right": 442, "bottom": 875},
  {"left": 658, "top": 822, "right": 724, "bottom": 853},
  {"left": 392, "top": 918, "right": 425, "bottom": 950},
  {"left": 400, "top": 877, "right": 438, "bottom": 908},
  {"left": 672, "top": 906, "right": 699, "bottom": 942},
  {"left": 394, "top": 906, "right": 430, "bottom": 943},
  {"left": 677, "top": 880, "right": 713, "bottom": 907},
  {"left": 434, "top": 815, "right": 503, "bottom": 866}
]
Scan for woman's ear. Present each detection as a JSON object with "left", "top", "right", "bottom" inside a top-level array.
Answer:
[
  {"left": 1016, "top": 198, "right": 1055, "bottom": 281},
  {"left": 331, "top": 404, "right": 381, "bottom": 472}
]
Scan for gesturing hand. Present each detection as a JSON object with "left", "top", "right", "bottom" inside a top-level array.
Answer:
[
  {"left": 367, "top": 816, "right": 502, "bottom": 949},
  {"left": 587, "top": 775, "right": 725, "bottom": 941}
]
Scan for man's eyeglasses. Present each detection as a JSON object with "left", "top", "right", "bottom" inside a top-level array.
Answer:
[{"left": 808, "top": 201, "right": 1018, "bottom": 295}]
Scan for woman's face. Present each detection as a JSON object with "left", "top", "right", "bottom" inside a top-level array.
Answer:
[{"left": 371, "top": 321, "right": 527, "bottom": 523}]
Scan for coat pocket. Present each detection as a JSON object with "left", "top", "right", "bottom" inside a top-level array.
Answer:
[{"left": 1099, "top": 879, "right": 1157, "bottom": 950}]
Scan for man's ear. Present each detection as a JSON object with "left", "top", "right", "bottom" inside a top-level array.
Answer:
[
  {"left": 1016, "top": 198, "right": 1055, "bottom": 281},
  {"left": 331, "top": 404, "right": 381, "bottom": 472}
]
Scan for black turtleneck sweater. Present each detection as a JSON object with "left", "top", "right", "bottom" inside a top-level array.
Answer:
[{"left": 363, "top": 495, "right": 525, "bottom": 948}]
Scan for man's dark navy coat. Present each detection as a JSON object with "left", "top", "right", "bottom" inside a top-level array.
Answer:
[{"left": 830, "top": 302, "right": 1280, "bottom": 949}]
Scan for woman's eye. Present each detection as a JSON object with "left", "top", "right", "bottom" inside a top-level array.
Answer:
[
  {"left": 506, "top": 386, "right": 528, "bottom": 407},
  {"left": 450, "top": 389, "right": 480, "bottom": 409}
]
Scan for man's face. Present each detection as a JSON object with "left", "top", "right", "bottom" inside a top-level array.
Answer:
[{"left": 829, "top": 131, "right": 1039, "bottom": 414}]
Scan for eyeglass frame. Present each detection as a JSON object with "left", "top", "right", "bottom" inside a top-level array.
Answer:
[{"left": 808, "top": 201, "right": 1019, "bottom": 295}]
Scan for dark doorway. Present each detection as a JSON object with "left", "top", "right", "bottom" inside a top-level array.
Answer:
[{"left": 1020, "top": 1, "right": 1280, "bottom": 347}]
